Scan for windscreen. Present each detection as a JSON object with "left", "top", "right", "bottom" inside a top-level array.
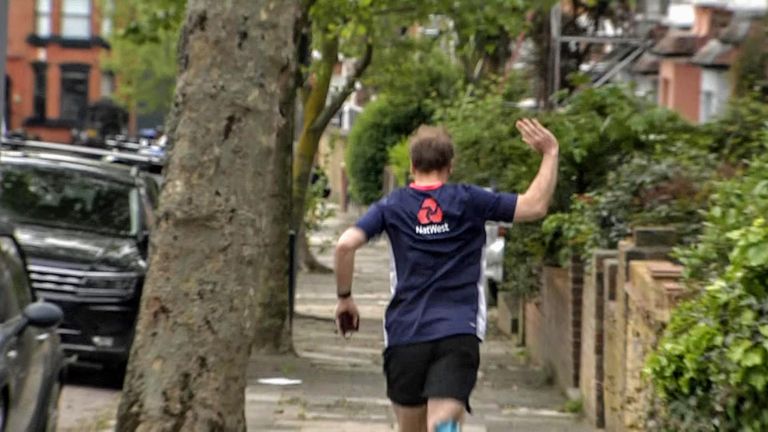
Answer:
[{"left": 0, "top": 164, "right": 135, "bottom": 235}]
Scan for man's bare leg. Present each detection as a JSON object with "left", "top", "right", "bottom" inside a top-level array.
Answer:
[
  {"left": 427, "top": 398, "right": 464, "bottom": 431},
  {"left": 394, "top": 404, "right": 427, "bottom": 432}
]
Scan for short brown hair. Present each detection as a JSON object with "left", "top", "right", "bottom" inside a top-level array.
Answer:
[{"left": 409, "top": 125, "right": 454, "bottom": 173}]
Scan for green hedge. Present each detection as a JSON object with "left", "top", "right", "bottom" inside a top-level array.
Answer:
[
  {"left": 346, "top": 97, "right": 429, "bottom": 204},
  {"left": 645, "top": 159, "right": 768, "bottom": 431}
]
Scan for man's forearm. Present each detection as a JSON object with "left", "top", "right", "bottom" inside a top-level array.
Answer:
[
  {"left": 515, "top": 151, "right": 559, "bottom": 221},
  {"left": 333, "top": 227, "right": 368, "bottom": 296},
  {"left": 334, "top": 245, "right": 355, "bottom": 296},
  {"left": 528, "top": 152, "right": 558, "bottom": 206}
]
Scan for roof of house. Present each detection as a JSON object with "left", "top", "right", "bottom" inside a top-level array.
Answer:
[
  {"left": 691, "top": 15, "right": 762, "bottom": 66},
  {"left": 691, "top": 38, "right": 737, "bottom": 66},
  {"left": 632, "top": 52, "right": 662, "bottom": 74},
  {"left": 694, "top": 0, "right": 768, "bottom": 12},
  {"left": 720, "top": 14, "right": 762, "bottom": 43},
  {"left": 651, "top": 30, "right": 703, "bottom": 56}
]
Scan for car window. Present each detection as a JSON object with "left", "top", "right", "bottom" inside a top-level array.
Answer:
[{"left": 0, "top": 164, "right": 136, "bottom": 236}]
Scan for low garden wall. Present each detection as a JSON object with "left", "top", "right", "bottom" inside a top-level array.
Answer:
[
  {"left": 524, "top": 259, "right": 584, "bottom": 392},
  {"left": 522, "top": 227, "right": 683, "bottom": 431}
]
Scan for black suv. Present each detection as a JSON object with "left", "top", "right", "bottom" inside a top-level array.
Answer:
[{"left": 0, "top": 145, "right": 159, "bottom": 371}]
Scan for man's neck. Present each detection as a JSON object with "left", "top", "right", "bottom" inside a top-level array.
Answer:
[{"left": 412, "top": 170, "right": 449, "bottom": 186}]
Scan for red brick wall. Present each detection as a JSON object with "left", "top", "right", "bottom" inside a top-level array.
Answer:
[
  {"left": 659, "top": 60, "right": 702, "bottom": 123},
  {"left": 525, "top": 266, "right": 576, "bottom": 391},
  {"left": 6, "top": 0, "right": 109, "bottom": 142},
  {"left": 570, "top": 257, "right": 584, "bottom": 388},
  {"left": 579, "top": 251, "right": 617, "bottom": 428},
  {"left": 6, "top": 0, "right": 36, "bottom": 129}
]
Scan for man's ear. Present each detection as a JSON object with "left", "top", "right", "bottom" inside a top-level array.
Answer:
[{"left": 410, "top": 163, "right": 416, "bottom": 176}]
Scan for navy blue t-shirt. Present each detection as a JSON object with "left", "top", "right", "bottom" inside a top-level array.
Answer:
[{"left": 355, "top": 183, "right": 518, "bottom": 347}]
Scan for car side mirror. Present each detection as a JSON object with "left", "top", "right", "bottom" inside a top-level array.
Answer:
[{"left": 23, "top": 302, "right": 63, "bottom": 329}]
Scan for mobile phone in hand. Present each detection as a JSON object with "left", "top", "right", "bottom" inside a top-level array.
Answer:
[{"left": 338, "top": 312, "right": 359, "bottom": 335}]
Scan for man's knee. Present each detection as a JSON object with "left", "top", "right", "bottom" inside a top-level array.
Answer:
[
  {"left": 394, "top": 403, "right": 427, "bottom": 432},
  {"left": 427, "top": 398, "right": 464, "bottom": 431}
]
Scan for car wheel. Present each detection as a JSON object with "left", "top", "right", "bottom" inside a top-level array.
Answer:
[{"left": 42, "top": 380, "right": 61, "bottom": 432}]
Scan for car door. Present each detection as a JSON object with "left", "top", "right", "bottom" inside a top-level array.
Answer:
[{"left": 0, "top": 236, "right": 52, "bottom": 432}]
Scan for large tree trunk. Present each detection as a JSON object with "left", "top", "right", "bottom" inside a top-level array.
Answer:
[
  {"left": 116, "top": 1, "right": 298, "bottom": 430},
  {"left": 250, "top": 0, "right": 313, "bottom": 352}
]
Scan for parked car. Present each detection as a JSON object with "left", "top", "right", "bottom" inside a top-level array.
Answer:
[
  {"left": 0, "top": 147, "right": 159, "bottom": 373},
  {"left": 0, "top": 223, "right": 65, "bottom": 432},
  {"left": 71, "top": 99, "right": 129, "bottom": 147}
]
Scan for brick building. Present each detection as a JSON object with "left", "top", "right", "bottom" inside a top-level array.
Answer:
[{"left": 4, "top": 0, "right": 113, "bottom": 143}]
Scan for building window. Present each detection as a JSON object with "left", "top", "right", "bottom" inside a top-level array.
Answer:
[
  {"left": 60, "top": 64, "right": 90, "bottom": 122},
  {"left": 32, "top": 63, "right": 48, "bottom": 119},
  {"left": 100, "top": 71, "right": 115, "bottom": 98},
  {"left": 36, "top": 0, "right": 53, "bottom": 37},
  {"left": 61, "top": 0, "right": 92, "bottom": 39}
]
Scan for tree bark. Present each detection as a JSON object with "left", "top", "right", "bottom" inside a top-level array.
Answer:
[
  {"left": 250, "top": 0, "right": 312, "bottom": 353},
  {"left": 116, "top": 1, "right": 299, "bottom": 430}
]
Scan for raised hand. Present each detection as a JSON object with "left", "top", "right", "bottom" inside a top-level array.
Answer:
[{"left": 515, "top": 118, "right": 559, "bottom": 156}]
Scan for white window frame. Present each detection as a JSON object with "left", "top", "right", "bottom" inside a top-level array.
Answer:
[
  {"left": 35, "top": 0, "right": 53, "bottom": 37},
  {"left": 61, "top": 0, "right": 92, "bottom": 40}
]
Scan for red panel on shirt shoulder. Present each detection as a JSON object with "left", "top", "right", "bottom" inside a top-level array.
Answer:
[{"left": 409, "top": 182, "right": 444, "bottom": 191}]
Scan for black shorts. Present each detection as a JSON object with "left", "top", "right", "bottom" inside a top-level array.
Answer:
[{"left": 383, "top": 334, "right": 480, "bottom": 411}]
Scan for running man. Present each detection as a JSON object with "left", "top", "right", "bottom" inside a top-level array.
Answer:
[{"left": 333, "top": 118, "right": 559, "bottom": 432}]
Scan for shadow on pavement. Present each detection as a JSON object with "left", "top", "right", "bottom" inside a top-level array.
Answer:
[{"left": 64, "top": 364, "right": 125, "bottom": 390}]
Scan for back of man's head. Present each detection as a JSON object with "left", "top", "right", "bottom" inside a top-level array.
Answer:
[{"left": 409, "top": 125, "right": 454, "bottom": 173}]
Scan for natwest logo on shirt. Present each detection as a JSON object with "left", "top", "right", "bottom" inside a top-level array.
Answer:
[
  {"left": 417, "top": 197, "right": 443, "bottom": 224},
  {"left": 415, "top": 197, "right": 450, "bottom": 235}
]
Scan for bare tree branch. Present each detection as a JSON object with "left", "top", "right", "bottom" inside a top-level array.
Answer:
[{"left": 309, "top": 41, "right": 373, "bottom": 133}]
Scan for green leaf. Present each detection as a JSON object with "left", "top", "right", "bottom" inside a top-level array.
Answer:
[
  {"left": 746, "top": 243, "right": 768, "bottom": 267},
  {"left": 742, "top": 347, "right": 765, "bottom": 367},
  {"left": 747, "top": 370, "right": 768, "bottom": 392},
  {"left": 728, "top": 339, "right": 753, "bottom": 363},
  {"left": 759, "top": 325, "right": 768, "bottom": 338}
]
